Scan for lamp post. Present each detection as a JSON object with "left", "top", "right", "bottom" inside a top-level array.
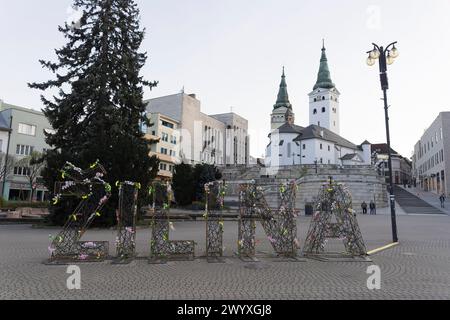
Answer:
[{"left": 366, "top": 41, "right": 399, "bottom": 243}]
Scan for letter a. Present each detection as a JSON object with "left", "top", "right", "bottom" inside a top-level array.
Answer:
[{"left": 66, "top": 265, "right": 81, "bottom": 290}]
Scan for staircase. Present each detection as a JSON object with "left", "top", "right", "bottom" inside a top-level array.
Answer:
[{"left": 394, "top": 186, "right": 445, "bottom": 214}]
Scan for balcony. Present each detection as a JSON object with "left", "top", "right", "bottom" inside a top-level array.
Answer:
[
  {"left": 149, "top": 151, "right": 177, "bottom": 164},
  {"left": 144, "top": 133, "right": 160, "bottom": 143}
]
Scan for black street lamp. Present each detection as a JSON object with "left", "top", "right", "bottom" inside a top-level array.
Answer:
[{"left": 366, "top": 41, "right": 399, "bottom": 243}]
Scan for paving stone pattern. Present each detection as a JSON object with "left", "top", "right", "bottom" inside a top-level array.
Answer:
[{"left": 0, "top": 215, "right": 449, "bottom": 299}]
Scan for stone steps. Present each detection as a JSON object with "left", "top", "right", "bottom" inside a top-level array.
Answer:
[{"left": 393, "top": 186, "right": 445, "bottom": 215}]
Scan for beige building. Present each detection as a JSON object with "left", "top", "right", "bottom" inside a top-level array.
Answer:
[
  {"left": 412, "top": 112, "right": 450, "bottom": 195},
  {"left": 144, "top": 112, "right": 180, "bottom": 180},
  {"left": 145, "top": 93, "right": 249, "bottom": 169}
]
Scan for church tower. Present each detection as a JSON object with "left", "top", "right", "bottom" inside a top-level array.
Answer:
[
  {"left": 308, "top": 42, "right": 340, "bottom": 135},
  {"left": 271, "top": 67, "right": 294, "bottom": 130}
]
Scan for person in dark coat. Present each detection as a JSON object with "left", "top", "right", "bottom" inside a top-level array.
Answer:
[
  {"left": 361, "top": 201, "right": 368, "bottom": 214},
  {"left": 439, "top": 193, "right": 446, "bottom": 208},
  {"left": 369, "top": 200, "right": 376, "bottom": 215}
]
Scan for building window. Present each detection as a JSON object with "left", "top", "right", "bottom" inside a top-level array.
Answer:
[
  {"left": 322, "top": 107, "right": 326, "bottom": 113},
  {"left": 328, "top": 145, "right": 331, "bottom": 151},
  {"left": 303, "top": 144, "right": 306, "bottom": 150},
  {"left": 170, "top": 135, "right": 177, "bottom": 144},
  {"left": 14, "top": 166, "right": 30, "bottom": 176},
  {"left": 162, "top": 132, "right": 169, "bottom": 142},
  {"left": 161, "top": 120, "right": 174, "bottom": 129},
  {"left": 322, "top": 97, "right": 325, "bottom": 100},
  {"left": 160, "top": 148, "right": 168, "bottom": 155},
  {"left": 16, "top": 144, "right": 34, "bottom": 156},
  {"left": 320, "top": 143, "right": 323, "bottom": 150},
  {"left": 313, "top": 109, "right": 317, "bottom": 114},
  {"left": 18, "top": 123, "right": 36, "bottom": 136}
]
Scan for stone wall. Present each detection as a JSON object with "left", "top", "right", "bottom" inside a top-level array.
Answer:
[{"left": 219, "top": 164, "right": 388, "bottom": 214}]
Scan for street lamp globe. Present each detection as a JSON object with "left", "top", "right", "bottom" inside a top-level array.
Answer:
[
  {"left": 369, "top": 49, "right": 380, "bottom": 59},
  {"left": 386, "top": 53, "right": 395, "bottom": 65},
  {"left": 390, "top": 46, "right": 399, "bottom": 58},
  {"left": 366, "top": 56, "right": 376, "bottom": 66}
]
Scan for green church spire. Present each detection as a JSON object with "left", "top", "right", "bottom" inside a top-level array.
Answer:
[
  {"left": 274, "top": 66, "right": 292, "bottom": 109},
  {"left": 313, "top": 41, "right": 336, "bottom": 90}
]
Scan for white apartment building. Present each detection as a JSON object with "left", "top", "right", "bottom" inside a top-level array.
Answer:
[
  {"left": 412, "top": 112, "right": 450, "bottom": 195},
  {"left": 145, "top": 93, "right": 249, "bottom": 168}
]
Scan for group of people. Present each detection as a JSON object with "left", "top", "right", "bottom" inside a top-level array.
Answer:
[{"left": 361, "top": 201, "right": 376, "bottom": 215}]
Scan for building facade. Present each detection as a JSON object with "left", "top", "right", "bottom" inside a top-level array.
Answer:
[
  {"left": 371, "top": 143, "right": 412, "bottom": 185},
  {"left": 265, "top": 44, "right": 371, "bottom": 167},
  {"left": 144, "top": 112, "right": 180, "bottom": 180},
  {"left": 145, "top": 93, "right": 249, "bottom": 169},
  {"left": 0, "top": 100, "right": 52, "bottom": 201},
  {"left": 412, "top": 112, "right": 450, "bottom": 195}
]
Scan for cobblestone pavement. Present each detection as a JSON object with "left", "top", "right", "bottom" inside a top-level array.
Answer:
[{"left": 1, "top": 214, "right": 450, "bottom": 300}]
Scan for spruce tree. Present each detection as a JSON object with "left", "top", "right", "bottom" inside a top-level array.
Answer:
[{"left": 29, "top": 0, "right": 159, "bottom": 226}]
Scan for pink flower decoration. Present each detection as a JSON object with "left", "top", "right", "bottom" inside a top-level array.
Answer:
[
  {"left": 99, "top": 196, "right": 108, "bottom": 204},
  {"left": 125, "top": 227, "right": 134, "bottom": 233},
  {"left": 79, "top": 254, "right": 88, "bottom": 260},
  {"left": 83, "top": 242, "right": 96, "bottom": 248}
]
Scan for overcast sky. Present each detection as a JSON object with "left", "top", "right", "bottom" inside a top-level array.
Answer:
[{"left": 1, "top": 0, "right": 450, "bottom": 159}]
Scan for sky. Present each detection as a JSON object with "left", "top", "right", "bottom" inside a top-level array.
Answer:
[{"left": 1, "top": 0, "right": 450, "bottom": 159}]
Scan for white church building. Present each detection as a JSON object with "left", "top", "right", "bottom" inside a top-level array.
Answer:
[{"left": 265, "top": 44, "right": 372, "bottom": 167}]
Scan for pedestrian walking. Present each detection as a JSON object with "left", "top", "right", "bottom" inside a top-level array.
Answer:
[
  {"left": 369, "top": 200, "right": 376, "bottom": 215},
  {"left": 361, "top": 201, "right": 368, "bottom": 214},
  {"left": 439, "top": 193, "right": 446, "bottom": 208}
]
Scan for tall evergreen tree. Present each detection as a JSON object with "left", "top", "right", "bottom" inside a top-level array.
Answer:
[{"left": 29, "top": 0, "right": 159, "bottom": 226}]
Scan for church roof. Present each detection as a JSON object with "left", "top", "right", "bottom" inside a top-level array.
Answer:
[
  {"left": 340, "top": 153, "right": 361, "bottom": 161},
  {"left": 274, "top": 67, "right": 292, "bottom": 109},
  {"left": 313, "top": 42, "right": 336, "bottom": 90},
  {"left": 293, "top": 124, "right": 361, "bottom": 150},
  {"left": 276, "top": 122, "right": 304, "bottom": 134}
]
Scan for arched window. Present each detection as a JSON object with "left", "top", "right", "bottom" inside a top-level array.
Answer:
[
  {"left": 322, "top": 107, "right": 326, "bottom": 113},
  {"left": 313, "top": 109, "right": 317, "bottom": 114},
  {"left": 314, "top": 98, "right": 317, "bottom": 102},
  {"left": 322, "top": 97, "right": 325, "bottom": 100}
]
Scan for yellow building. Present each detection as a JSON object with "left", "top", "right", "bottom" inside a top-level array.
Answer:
[{"left": 144, "top": 113, "right": 180, "bottom": 181}]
